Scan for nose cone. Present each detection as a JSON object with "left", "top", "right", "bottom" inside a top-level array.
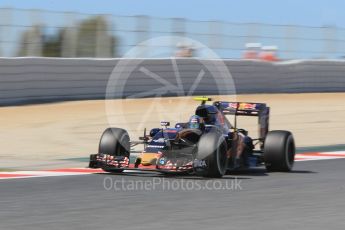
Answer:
[{"left": 140, "top": 153, "right": 159, "bottom": 166}]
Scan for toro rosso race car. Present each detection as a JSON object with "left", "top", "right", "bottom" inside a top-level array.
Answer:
[{"left": 89, "top": 97, "right": 295, "bottom": 178}]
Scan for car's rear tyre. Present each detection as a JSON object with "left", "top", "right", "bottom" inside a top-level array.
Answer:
[
  {"left": 196, "top": 130, "right": 228, "bottom": 178},
  {"left": 264, "top": 130, "right": 295, "bottom": 172},
  {"left": 99, "top": 128, "right": 130, "bottom": 173}
]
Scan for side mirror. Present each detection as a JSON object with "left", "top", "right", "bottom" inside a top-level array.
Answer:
[
  {"left": 150, "top": 128, "right": 161, "bottom": 137},
  {"left": 175, "top": 122, "right": 187, "bottom": 129},
  {"left": 160, "top": 121, "right": 170, "bottom": 127}
]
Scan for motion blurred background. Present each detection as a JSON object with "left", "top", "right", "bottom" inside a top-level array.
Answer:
[{"left": 1, "top": 0, "right": 345, "bottom": 59}]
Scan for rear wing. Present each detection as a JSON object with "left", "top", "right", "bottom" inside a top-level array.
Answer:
[
  {"left": 213, "top": 101, "right": 270, "bottom": 142},
  {"left": 213, "top": 102, "right": 267, "bottom": 116}
]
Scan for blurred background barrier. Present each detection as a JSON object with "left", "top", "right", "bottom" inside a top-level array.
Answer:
[
  {"left": 0, "top": 58, "right": 344, "bottom": 106},
  {"left": 1, "top": 8, "right": 345, "bottom": 59}
]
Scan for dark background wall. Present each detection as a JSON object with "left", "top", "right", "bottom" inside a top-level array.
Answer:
[{"left": 0, "top": 58, "right": 344, "bottom": 106}]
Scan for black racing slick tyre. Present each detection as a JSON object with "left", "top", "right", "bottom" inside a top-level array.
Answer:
[
  {"left": 264, "top": 130, "right": 295, "bottom": 172},
  {"left": 99, "top": 128, "right": 130, "bottom": 173},
  {"left": 99, "top": 128, "right": 130, "bottom": 157},
  {"left": 196, "top": 130, "right": 228, "bottom": 178}
]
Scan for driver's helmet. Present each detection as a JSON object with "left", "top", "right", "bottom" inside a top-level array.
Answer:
[{"left": 188, "top": 115, "right": 202, "bottom": 129}]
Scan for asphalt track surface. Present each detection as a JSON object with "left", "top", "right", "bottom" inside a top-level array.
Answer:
[{"left": 1, "top": 159, "right": 345, "bottom": 230}]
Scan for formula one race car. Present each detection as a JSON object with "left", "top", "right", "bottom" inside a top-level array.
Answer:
[{"left": 89, "top": 97, "right": 295, "bottom": 177}]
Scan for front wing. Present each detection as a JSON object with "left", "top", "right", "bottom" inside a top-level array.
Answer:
[{"left": 89, "top": 153, "right": 195, "bottom": 173}]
